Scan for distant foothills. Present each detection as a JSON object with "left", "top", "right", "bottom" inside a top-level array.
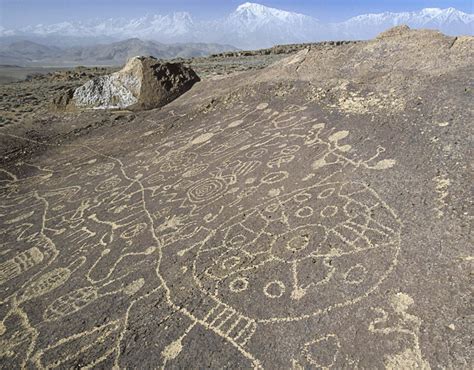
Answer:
[
  {"left": 0, "top": 39, "right": 237, "bottom": 67},
  {"left": 0, "top": 2, "right": 472, "bottom": 66}
]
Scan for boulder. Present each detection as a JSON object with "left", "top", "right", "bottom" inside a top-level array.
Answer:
[{"left": 71, "top": 56, "right": 200, "bottom": 110}]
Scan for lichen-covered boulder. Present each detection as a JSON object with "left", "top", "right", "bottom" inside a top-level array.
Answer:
[{"left": 72, "top": 56, "right": 200, "bottom": 110}]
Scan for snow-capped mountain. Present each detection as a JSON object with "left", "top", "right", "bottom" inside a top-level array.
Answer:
[
  {"left": 227, "top": 2, "right": 317, "bottom": 31},
  {"left": 336, "top": 7, "right": 474, "bottom": 39},
  {"left": 1, "top": 3, "right": 473, "bottom": 49},
  {"left": 13, "top": 12, "right": 195, "bottom": 42},
  {"left": 103, "top": 13, "right": 195, "bottom": 41},
  {"left": 212, "top": 2, "right": 322, "bottom": 49}
]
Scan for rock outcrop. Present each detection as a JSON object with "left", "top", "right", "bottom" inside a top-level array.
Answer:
[
  {"left": 71, "top": 56, "right": 200, "bottom": 110},
  {"left": 1, "top": 27, "right": 472, "bottom": 369}
]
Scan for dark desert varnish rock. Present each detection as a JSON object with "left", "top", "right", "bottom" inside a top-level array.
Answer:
[{"left": 0, "top": 27, "right": 472, "bottom": 369}]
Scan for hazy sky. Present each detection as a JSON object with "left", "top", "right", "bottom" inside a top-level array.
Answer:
[{"left": 1, "top": 0, "right": 473, "bottom": 28}]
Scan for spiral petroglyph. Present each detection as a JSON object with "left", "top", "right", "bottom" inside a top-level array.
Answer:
[{"left": 187, "top": 178, "right": 227, "bottom": 203}]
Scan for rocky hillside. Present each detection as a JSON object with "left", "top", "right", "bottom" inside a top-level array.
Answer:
[
  {"left": 0, "top": 27, "right": 472, "bottom": 369},
  {"left": 0, "top": 41, "right": 319, "bottom": 126}
]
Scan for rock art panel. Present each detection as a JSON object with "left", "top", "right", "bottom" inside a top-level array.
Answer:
[{"left": 0, "top": 96, "right": 430, "bottom": 368}]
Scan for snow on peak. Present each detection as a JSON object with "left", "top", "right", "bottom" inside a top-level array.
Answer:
[
  {"left": 217, "top": 3, "right": 321, "bottom": 48},
  {"left": 419, "top": 7, "right": 468, "bottom": 18},
  {"left": 236, "top": 2, "right": 265, "bottom": 12},
  {"left": 420, "top": 8, "right": 443, "bottom": 16},
  {"left": 338, "top": 7, "right": 473, "bottom": 41},
  {"left": 235, "top": 2, "right": 284, "bottom": 14},
  {"left": 344, "top": 7, "right": 473, "bottom": 26},
  {"left": 233, "top": 2, "right": 309, "bottom": 21}
]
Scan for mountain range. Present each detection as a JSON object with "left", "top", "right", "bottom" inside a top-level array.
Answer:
[
  {"left": 1, "top": 2, "right": 473, "bottom": 50},
  {"left": 0, "top": 39, "right": 237, "bottom": 67}
]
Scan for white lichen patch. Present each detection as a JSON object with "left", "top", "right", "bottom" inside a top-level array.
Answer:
[
  {"left": 73, "top": 56, "right": 145, "bottom": 109},
  {"left": 73, "top": 73, "right": 141, "bottom": 109}
]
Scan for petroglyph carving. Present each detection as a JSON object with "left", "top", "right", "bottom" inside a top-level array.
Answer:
[
  {"left": 433, "top": 174, "right": 450, "bottom": 218},
  {"left": 19, "top": 257, "right": 85, "bottom": 302},
  {"left": 0, "top": 247, "right": 44, "bottom": 285},
  {"left": 0, "top": 307, "right": 37, "bottom": 367},
  {"left": 301, "top": 334, "right": 341, "bottom": 368},
  {"left": 87, "top": 162, "right": 115, "bottom": 176},
  {"left": 369, "top": 293, "right": 430, "bottom": 369},
  {"left": 187, "top": 178, "right": 227, "bottom": 203},
  {"left": 0, "top": 98, "right": 404, "bottom": 368},
  {"left": 188, "top": 181, "right": 401, "bottom": 322},
  {"left": 32, "top": 320, "right": 122, "bottom": 368},
  {"left": 43, "top": 286, "right": 99, "bottom": 321}
]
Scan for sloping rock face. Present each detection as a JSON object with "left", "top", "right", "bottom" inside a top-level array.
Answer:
[
  {"left": 72, "top": 56, "right": 200, "bottom": 110},
  {"left": 250, "top": 26, "right": 473, "bottom": 115},
  {"left": 0, "top": 28, "right": 472, "bottom": 369}
]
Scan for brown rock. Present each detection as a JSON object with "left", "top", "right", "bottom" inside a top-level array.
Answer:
[{"left": 71, "top": 56, "right": 200, "bottom": 110}]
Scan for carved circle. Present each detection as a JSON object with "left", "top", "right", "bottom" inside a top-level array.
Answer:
[
  {"left": 229, "top": 277, "right": 249, "bottom": 293},
  {"left": 264, "top": 281, "right": 286, "bottom": 298},
  {"left": 187, "top": 178, "right": 226, "bottom": 203}
]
